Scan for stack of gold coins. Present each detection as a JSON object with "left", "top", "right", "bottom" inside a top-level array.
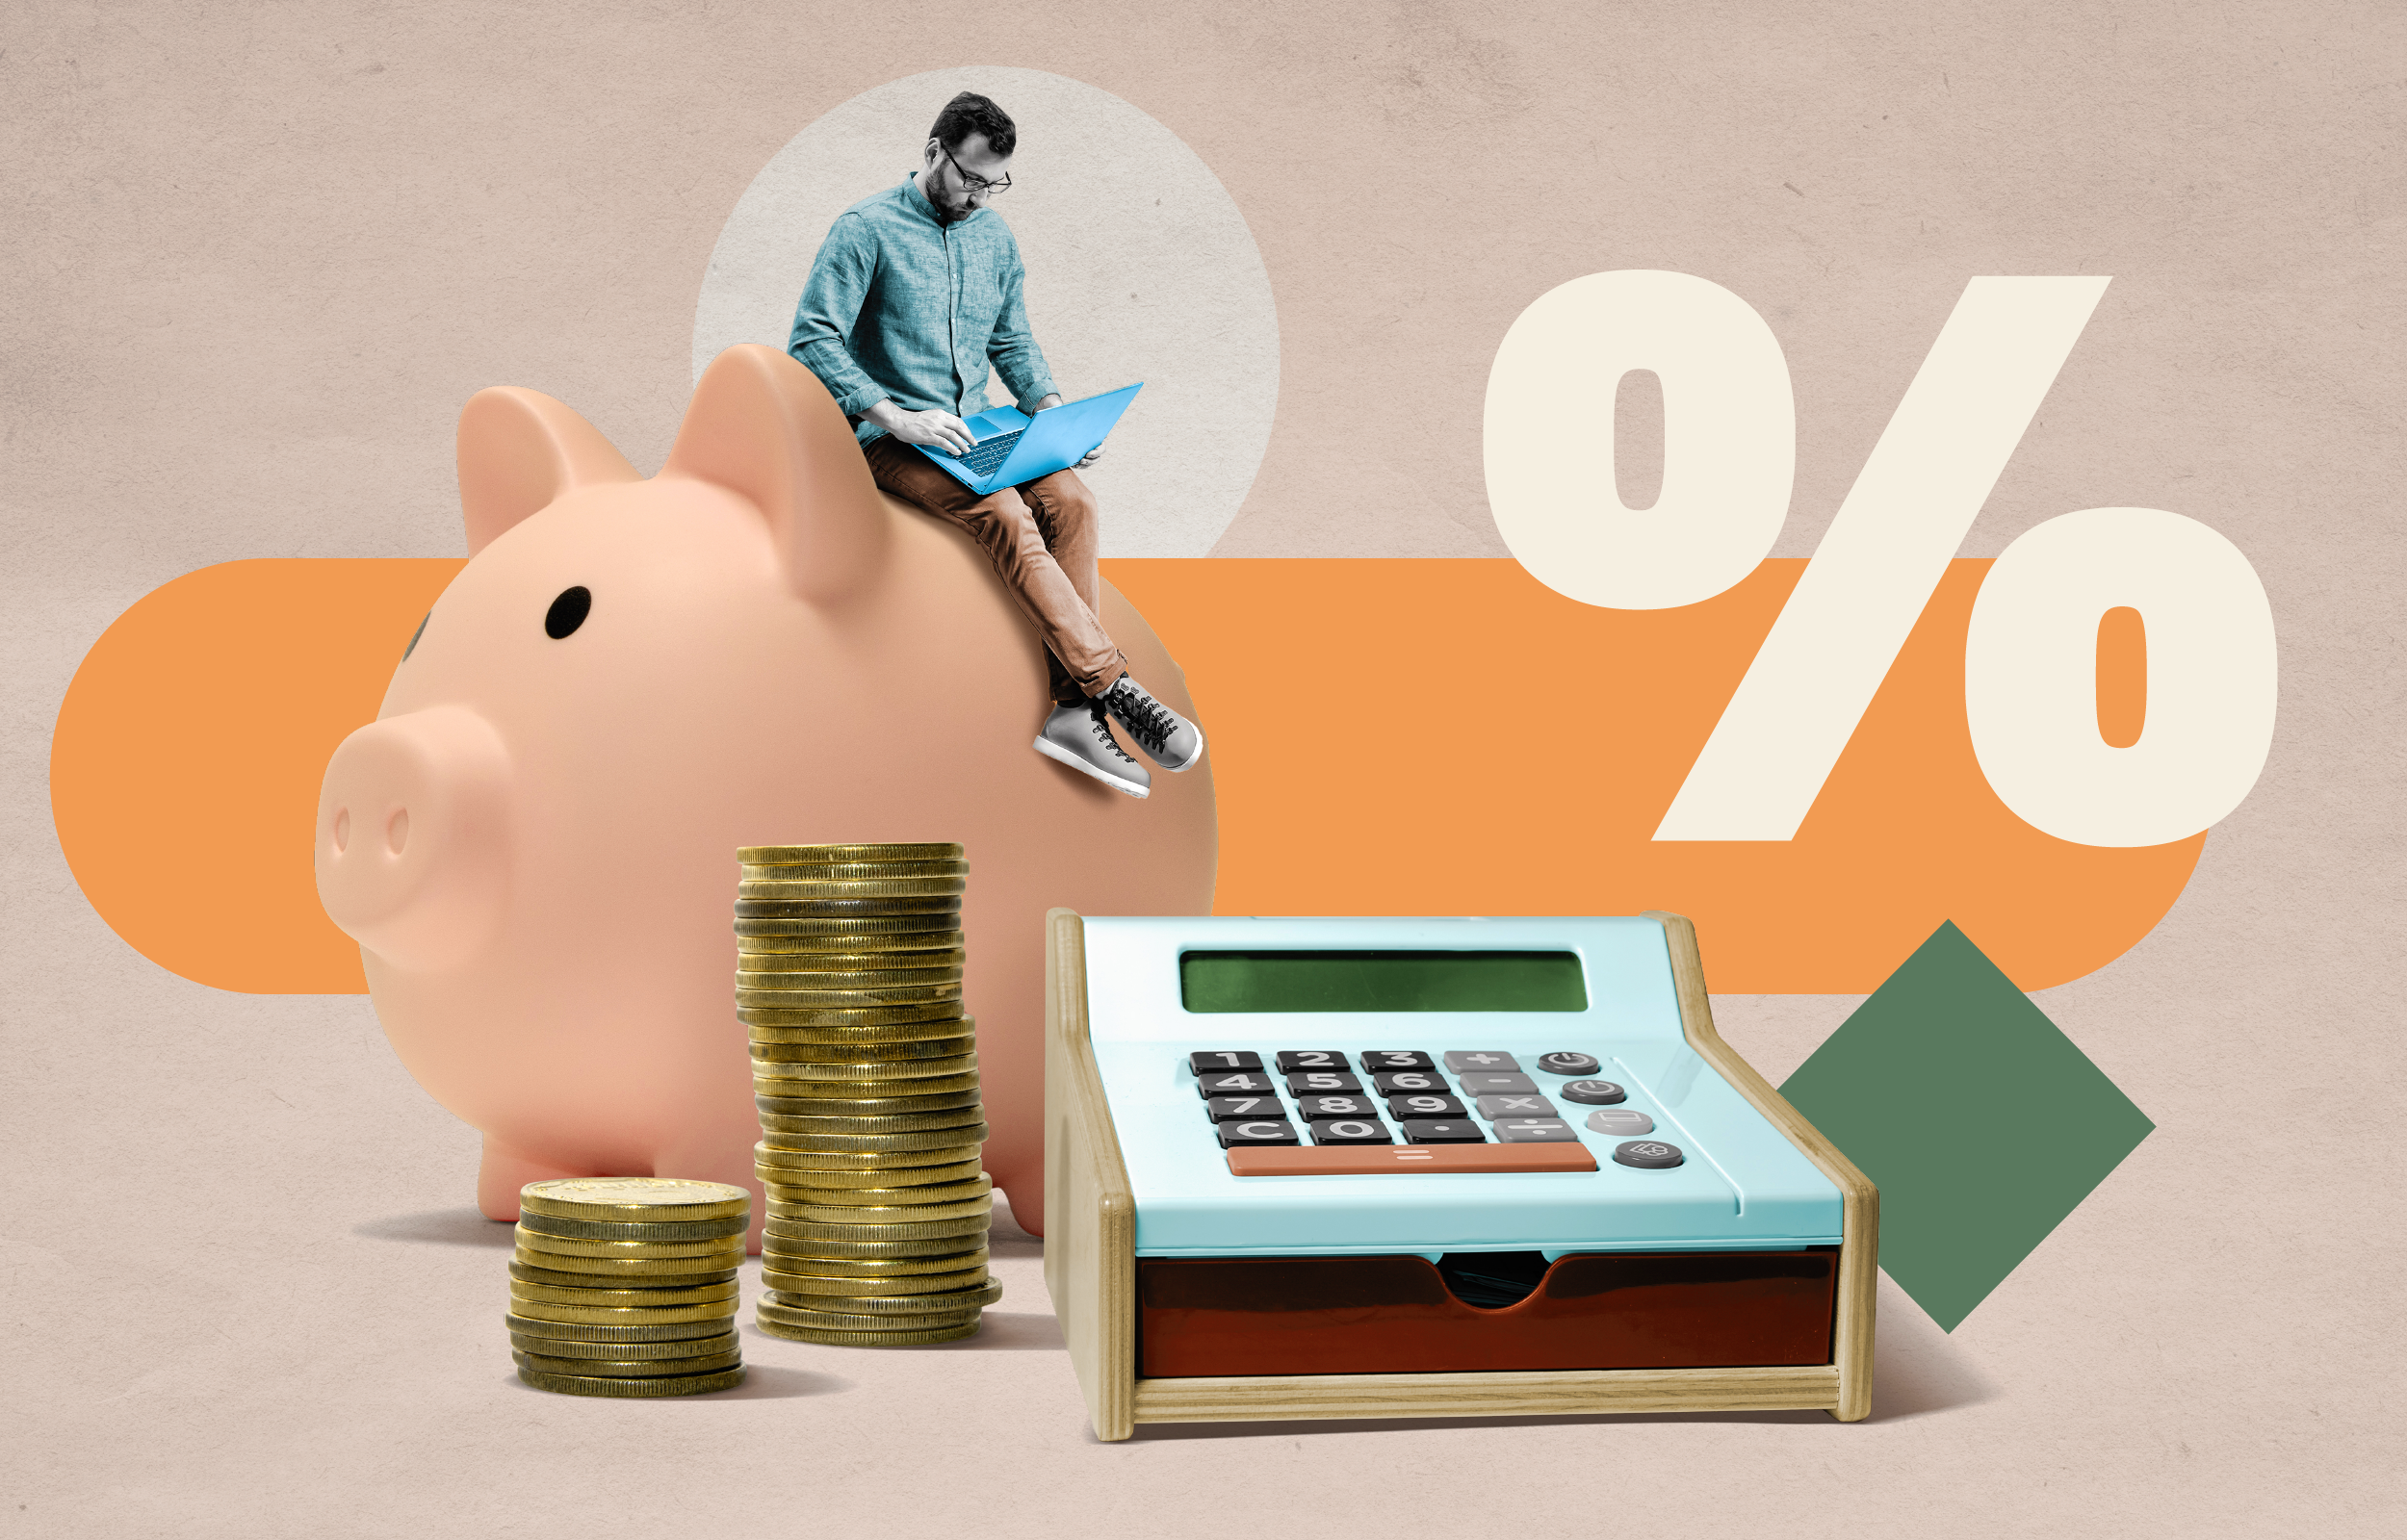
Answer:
[
  {"left": 507, "top": 1178, "right": 749, "bottom": 1396},
  {"left": 738, "top": 842, "right": 1002, "bottom": 1346}
]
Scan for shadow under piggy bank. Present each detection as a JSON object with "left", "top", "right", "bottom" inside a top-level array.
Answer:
[{"left": 317, "top": 346, "right": 1216, "bottom": 1245}]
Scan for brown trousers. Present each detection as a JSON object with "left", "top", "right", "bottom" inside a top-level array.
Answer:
[{"left": 864, "top": 435, "right": 1129, "bottom": 706}]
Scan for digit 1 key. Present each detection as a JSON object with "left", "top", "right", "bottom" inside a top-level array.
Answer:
[{"left": 1188, "top": 1050, "right": 1264, "bottom": 1074}]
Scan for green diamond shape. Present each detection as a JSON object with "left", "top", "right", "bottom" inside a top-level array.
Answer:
[{"left": 1778, "top": 920, "right": 2154, "bottom": 1331}]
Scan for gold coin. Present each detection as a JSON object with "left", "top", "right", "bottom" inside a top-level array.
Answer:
[
  {"left": 747, "top": 1145, "right": 981, "bottom": 1175},
  {"left": 764, "top": 1175, "right": 991, "bottom": 1207},
  {"left": 735, "top": 912, "right": 960, "bottom": 936},
  {"left": 514, "top": 1347, "right": 745, "bottom": 1378},
  {"left": 754, "top": 1108, "right": 984, "bottom": 1137},
  {"left": 748, "top": 1020, "right": 975, "bottom": 1048},
  {"left": 512, "top": 1231, "right": 744, "bottom": 1262},
  {"left": 759, "top": 1265, "right": 988, "bottom": 1297},
  {"left": 754, "top": 1157, "right": 983, "bottom": 1190},
  {"left": 753, "top": 1052, "right": 976, "bottom": 1080},
  {"left": 738, "top": 843, "right": 963, "bottom": 864},
  {"left": 509, "top": 1328, "right": 739, "bottom": 1360},
  {"left": 759, "top": 1227, "right": 985, "bottom": 1258},
  {"left": 505, "top": 1312, "right": 734, "bottom": 1344},
  {"left": 738, "top": 876, "right": 967, "bottom": 899},
  {"left": 759, "top": 1212, "right": 990, "bottom": 1242},
  {"left": 764, "top": 1196, "right": 992, "bottom": 1225},
  {"left": 517, "top": 1364, "right": 747, "bottom": 1398},
  {"left": 518, "top": 1177, "right": 750, "bottom": 1223},
  {"left": 738, "top": 860, "right": 967, "bottom": 882},
  {"left": 740, "top": 1001, "right": 966, "bottom": 1027},
  {"left": 738, "top": 937, "right": 966, "bottom": 961},
  {"left": 757, "top": 1125, "right": 988, "bottom": 1155},
  {"left": 749, "top": 1034, "right": 974, "bottom": 1063},
  {"left": 737, "top": 987, "right": 961, "bottom": 1010},
  {"left": 511, "top": 1241, "right": 740, "bottom": 1271},
  {"left": 756, "top": 1297, "right": 983, "bottom": 1330},
  {"left": 776, "top": 1277, "right": 999, "bottom": 1312},
  {"left": 754, "top": 1320, "right": 980, "bottom": 1347},
  {"left": 510, "top": 1278, "right": 739, "bottom": 1308},
  {"left": 757, "top": 1247, "right": 987, "bottom": 1277},
  {"left": 514, "top": 1212, "right": 747, "bottom": 1243},
  {"left": 738, "top": 953, "right": 964, "bottom": 977},
  {"left": 507, "top": 1297, "right": 740, "bottom": 1326},
  {"left": 738, "top": 963, "right": 964, "bottom": 988},
  {"left": 756, "top": 1093, "right": 981, "bottom": 1122},
  {"left": 510, "top": 1258, "right": 741, "bottom": 1288},
  {"left": 754, "top": 1075, "right": 982, "bottom": 1104}
]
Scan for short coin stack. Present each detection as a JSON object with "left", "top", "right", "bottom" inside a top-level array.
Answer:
[
  {"left": 508, "top": 1178, "right": 749, "bottom": 1396},
  {"left": 738, "top": 842, "right": 1002, "bottom": 1346}
]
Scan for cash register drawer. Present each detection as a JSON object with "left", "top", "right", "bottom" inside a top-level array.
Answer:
[{"left": 1137, "top": 1249, "right": 1838, "bottom": 1378}]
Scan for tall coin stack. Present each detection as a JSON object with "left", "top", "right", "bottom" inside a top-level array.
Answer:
[
  {"left": 738, "top": 842, "right": 1002, "bottom": 1346},
  {"left": 507, "top": 1177, "right": 749, "bottom": 1396}
]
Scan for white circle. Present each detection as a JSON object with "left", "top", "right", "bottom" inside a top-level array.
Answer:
[{"left": 692, "top": 68, "right": 1279, "bottom": 557}]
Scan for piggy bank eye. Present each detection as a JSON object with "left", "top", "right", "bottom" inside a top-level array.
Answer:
[{"left": 544, "top": 586, "right": 591, "bottom": 639}]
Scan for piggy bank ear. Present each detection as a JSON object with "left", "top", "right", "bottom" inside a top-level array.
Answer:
[
  {"left": 661, "top": 345, "right": 892, "bottom": 603},
  {"left": 456, "top": 388, "right": 640, "bottom": 555}
]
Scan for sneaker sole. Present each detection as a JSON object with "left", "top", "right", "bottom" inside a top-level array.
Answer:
[{"left": 1032, "top": 735, "right": 1150, "bottom": 799}]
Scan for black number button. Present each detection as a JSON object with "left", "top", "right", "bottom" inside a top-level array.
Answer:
[
  {"left": 1309, "top": 1118, "right": 1392, "bottom": 1145},
  {"left": 1385, "top": 1093, "right": 1467, "bottom": 1119},
  {"left": 1358, "top": 1050, "right": 1435, "bottom": 1071},
  {"left": 1204, "top": 1095, "right": 1288, "bottom": 1122},
  {"left": 1284, "top": 1071, "right": 1363, "bottom": 1095},
  {"left": 1371, "top": 1070, "right": 1447, "bottom": 1094},
  {"left": 1197, "top": 1071, "right": 1279, "bottom": 1098},
  {"left": 1188, "top": 1050, "right": 1263, "bottom": 1074},
  {"left": 1559, "top": 1079, "right": 1628, "bottom": 1105},
  {"left": 1275, "top": 1049, "right": 1347, "bottom": 1071},
  {"left": 1297, "top": 1095, "right": 1379, "bottom": 1120},
  {"left": 1535, "top": 1052, "right": 1600, "bottom": 1076},
  {"left": 1401, "top": 1120, "right": 1487, "bottom": 1144},
  {"left": 1217, "top": 1118, "right": 1301, "bottom": 1147}
]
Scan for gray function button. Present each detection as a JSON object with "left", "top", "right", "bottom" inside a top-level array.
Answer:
[
  {"left": 1474, "top": 1093, "right": 1557, "bottom": 1119},
  {"left": 1456, "top": 1072, "right": 1539, "bottom": 1097},
  {"left": 1585, "top": 1108, "right": 1655, "bottom": 1137},
  {"left": 1442, "top": 1050, "right": 1522, "bottom": 1074},
  {"left": 1534, "top": 1051, "right": 1600, "bottom": 1076},
  {"left": 1558, "top": 1079, "right": 1628, "bottom": 1105},
  {"left": 1493, "top": 1118, "right": 1580, "bottom": 1143},
  {"left": 1612, "top": 1140, "right": 1684, "bottom": 1168}
]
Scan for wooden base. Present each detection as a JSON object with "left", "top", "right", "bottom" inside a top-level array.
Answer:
[{"left": 1042, "top": 909, "right": 1878, "bottom": 1440}]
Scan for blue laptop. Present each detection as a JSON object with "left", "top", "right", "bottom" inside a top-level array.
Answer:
[{"left": 910, "top": 383, "right": 1142, "bottom": 493}]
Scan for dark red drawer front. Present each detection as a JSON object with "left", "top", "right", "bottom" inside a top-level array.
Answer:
[{"left": 1137, "top": 1251, "right": 1837, "bottom": 1377}]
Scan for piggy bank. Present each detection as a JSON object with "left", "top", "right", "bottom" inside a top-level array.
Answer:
[{"left": 314, "top": 345, "right": 1215, "bottom": 1242}]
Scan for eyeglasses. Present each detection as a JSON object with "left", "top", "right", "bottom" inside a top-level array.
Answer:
[{"left": 942, "top": 147, "right": 1011, "bottom": 196}]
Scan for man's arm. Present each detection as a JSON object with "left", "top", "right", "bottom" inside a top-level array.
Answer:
[
  {"left": 986, "top": 235, "right": 1058, "bottom": 413},
  {"left": 789, "top": 217, "right": 974, "bottom": 454},
  {"left": 787, "top": 216, "right": 890, "bottom": 421}
]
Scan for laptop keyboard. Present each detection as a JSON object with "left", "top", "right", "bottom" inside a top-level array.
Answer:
[{"left": 957, "top": 429, "right": 1024, "bottom": 478}]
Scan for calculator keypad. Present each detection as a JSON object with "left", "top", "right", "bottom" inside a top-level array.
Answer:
[{"left": 1183, "top": 1047, "right": 1679, "bottom": 1174}]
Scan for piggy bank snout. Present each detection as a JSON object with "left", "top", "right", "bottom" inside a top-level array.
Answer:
[{"left": 316, "top": 706, "right": 511, "bottom": 970}]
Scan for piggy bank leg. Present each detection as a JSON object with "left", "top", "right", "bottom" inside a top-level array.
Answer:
[
  {"left": 477, "top": 1137, "right": 598, "bottom": 1222},
  {"left": 651, "top": 1131, "right": 771, "bottom": 1255}
]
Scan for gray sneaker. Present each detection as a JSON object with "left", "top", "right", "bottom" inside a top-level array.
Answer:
[
  {"left": 1099, "top": 675, "right": 1204, "bottom": 771},
  {"left": 1034, "top": 702, "right": 1150, "bottom": 798}
]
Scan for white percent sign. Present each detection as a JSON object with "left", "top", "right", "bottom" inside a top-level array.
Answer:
[{"left": 1484, "top": 270, "right": 2277, "bottom": 850}]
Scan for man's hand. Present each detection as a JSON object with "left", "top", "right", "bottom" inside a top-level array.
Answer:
[
  {"left": 867, "top": 399, "right": 976, "bottom": 455},
  {"left": 1030, "top": 395, "right": 1102, "bottom": 470}
]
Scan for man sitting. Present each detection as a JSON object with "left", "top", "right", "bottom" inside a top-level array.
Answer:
[{"left": 787, "top": 90, "right": 1203, "bottom": 799}]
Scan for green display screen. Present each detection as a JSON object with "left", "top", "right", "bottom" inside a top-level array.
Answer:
[{"left": 1178, "top": 951, "right": 1588, "bottom": 1014}]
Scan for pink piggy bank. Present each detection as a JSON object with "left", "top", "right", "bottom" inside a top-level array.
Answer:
[{"left": 315, "top": 345, "right": 1215, "bottom": 1242}]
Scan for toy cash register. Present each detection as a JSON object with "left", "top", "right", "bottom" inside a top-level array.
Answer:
[{"left": 1041, "top": 911, "right": 1876, "bottom": 1439}]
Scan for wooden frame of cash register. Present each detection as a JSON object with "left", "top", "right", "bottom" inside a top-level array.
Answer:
[{"left": 1040, "top": 908, "right": 1878, "bottom": 1440}]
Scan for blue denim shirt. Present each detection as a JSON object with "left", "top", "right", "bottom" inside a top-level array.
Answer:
[{"left": 788, "top": 175, "right": 1058, "bottom": 444}]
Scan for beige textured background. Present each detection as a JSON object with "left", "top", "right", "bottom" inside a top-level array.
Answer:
[{"left": 5, "top": 3, "right": 2401, "bottom": 1536}]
